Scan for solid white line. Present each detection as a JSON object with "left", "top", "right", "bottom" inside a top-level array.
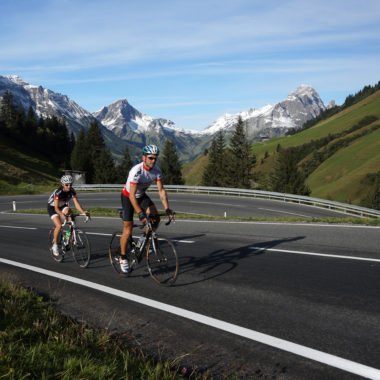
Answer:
[
  {"left": 258, "top": 207, "right": 310, "bottom": 218},
  {"left": 0, "top": 225, "right": 37, "bottom": 230},
  {"left": 249, "top": 246, "right": 380, "bottom": 263},
  {"left": 1, "top": 258, "right": 379, "bottom": 379}
]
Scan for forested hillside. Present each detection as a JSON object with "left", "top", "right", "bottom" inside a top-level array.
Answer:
[{"left": 182, "top": 82, "right": 380, "bottom": 209}]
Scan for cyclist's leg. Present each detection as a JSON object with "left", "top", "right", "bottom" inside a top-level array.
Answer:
[
  {"left": 141, "top": 195, "right": 160, "bottom": 230},
  {"left": 121, "top": 221, "right": 133, "bottom": 255},
  {"left": 51, "top": 215, "right": 62, "bottom": 244},
  {"left": 48, "top": 205, "right": 63, "bottom": 245},
  {"left": 120, "top": 194, "right": 134, "bottom": 255}
]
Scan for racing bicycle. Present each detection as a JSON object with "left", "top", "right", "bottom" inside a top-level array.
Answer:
[
  {"left": 48, "top": 213, "right": 91, "bottom": 268},
  {"left": 109, "top": 210, "right": 179, "bottom": 286}
]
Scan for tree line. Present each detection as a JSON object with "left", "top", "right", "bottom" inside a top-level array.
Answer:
[
  {"left": 0, "top": 90, "right": 74, "bottom": 168},
  {"left": 0, "top": 90, "right": 184, "bottom": 185},
  {"left": 201, "top": 116, "right": 311, "bottom": 195},
  {"left": 70, "top": 120, "right": 184, "bottom": 184}
]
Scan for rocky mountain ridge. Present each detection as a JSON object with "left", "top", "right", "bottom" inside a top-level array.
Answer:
[{"left": 0, "top": 75, "right": 331, "bottom": 162}]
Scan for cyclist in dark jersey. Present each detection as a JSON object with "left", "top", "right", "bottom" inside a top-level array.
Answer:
[{"left": 47, "top": 175, "right": 88, "bottom": 256}]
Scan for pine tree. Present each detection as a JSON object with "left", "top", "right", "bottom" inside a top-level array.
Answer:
[
  {"left": 227, "top": 116, "right": 255, "bottom": 188},
  {"left": 270, "top": 148, "right": 310, "bottom": 195},
  {"left": 201, "top": 131, "right": 228, "bottom": 186},
  {"left": 116, "top": 145, "right": 134, "bottom": 183},
  {"left": 0, "top": 90, "right": 17, "bottom": 125},
  {"left": 85, "top": 120, "right": 105, "bottom": 183},
  {"left": 94, "top": 149, "right": 117, "bottom": 184},
  {"left": 71, "top": 128, "right": 88, "bottom": 171},
  {"left": 160, "top": 139, "right": 184, "bottom": 185}
]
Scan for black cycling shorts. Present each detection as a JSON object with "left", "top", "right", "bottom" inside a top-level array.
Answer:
[
  {"left": 47, "top": 204, "right": 69, "bottom": 219},
  {"left": 121, "top": 193, "right": 154, "bottom": 221}
]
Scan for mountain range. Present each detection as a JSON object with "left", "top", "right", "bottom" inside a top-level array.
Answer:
[{"left": 0, "top": 75, "right": 332, "bottom": 162}]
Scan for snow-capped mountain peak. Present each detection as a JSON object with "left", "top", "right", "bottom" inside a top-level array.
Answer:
[{"left": 202, "top": 85, "right": 326, "bottom": 138}]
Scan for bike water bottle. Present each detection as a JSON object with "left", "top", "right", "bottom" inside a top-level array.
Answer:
[
  {"left": 137, "top": 236, "right": 144, "bottom": 248},
  {"left": 65, "top": 230, "right": 70, "bottom": 242}
]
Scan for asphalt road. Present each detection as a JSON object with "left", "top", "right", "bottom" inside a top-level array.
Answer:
[{"left": 0, "top": 192, "right": 379, "bottom": 379}]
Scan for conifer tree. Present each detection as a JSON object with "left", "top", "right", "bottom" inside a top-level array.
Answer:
[
  {"left": 94, "top": 149, "right": 117, "bottom": 183},
  {"left": 116, "top": 145, "right": 134, "bottom": 183},
  {"left": 202, "top": 131, "right": 227, "bottom": 186},
  {"left": 0, "top": 90, "right": 17, "bottom": 125},
  {"left": 270, "top": 148, "right": 310, "bottom": 195},
  {"left": 227, "top": 116, "right": 255, "bottom": 188},
  {"left": 71, "top": 128, "right": 88, "bottom": 171},
  {"left": 160, "top": 139, "right": 184, "bottom": 185},
  {"left": 85, "top": 120, "right": 105, "bottom": 183}
]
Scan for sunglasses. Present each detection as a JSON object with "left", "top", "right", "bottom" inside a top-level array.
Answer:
[
  {"left": 147, "top": 156, "right": 157, "bottom": 161},
  {"left": 64, "top": 183, "right": 72, "bottom": 187}
]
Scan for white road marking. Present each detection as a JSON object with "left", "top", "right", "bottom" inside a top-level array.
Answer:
[
  {"left": 249, "top": 246, "right": 380, "bottom": 263},
  {"left": 1, "top": 258, "right": 379, "bottom": 379},
  {"left": 258, "top": 207, "right": 310, "bottom": 217},
  {"left": 0, "top": 225, "right": 37, "bottom": 230}
]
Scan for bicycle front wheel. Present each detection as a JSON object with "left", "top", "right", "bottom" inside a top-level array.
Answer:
[
  {"left": 72, "top": 229, "right": 91, "bottom": 268},
  {"left": 146, "top": 237, "right": 179, "bottom": 286}
]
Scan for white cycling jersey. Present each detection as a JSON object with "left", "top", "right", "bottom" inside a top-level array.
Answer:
[{"left": 122, "top": 162, "right": 162, "bottom": 198}]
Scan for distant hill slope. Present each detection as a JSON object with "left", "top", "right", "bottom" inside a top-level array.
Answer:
[
  {"left": 183, "top": 89, "right": 380, "bottom": 207},
  {"left": 0, "top": 135, "right": 59, "bottom": 194}
]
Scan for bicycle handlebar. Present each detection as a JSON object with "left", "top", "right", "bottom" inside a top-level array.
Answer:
[
  {"left": 62, "top": 213, "right": 91, "bottom": 227},
  {"left": 134, "top": 212, "right": 175, "bottom": 228}
]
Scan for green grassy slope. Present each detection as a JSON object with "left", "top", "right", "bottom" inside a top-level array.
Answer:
[
  {"left": 307, "top": 125, "right": 380, "bottom": 203},
  {"left": 182, "top": 90, "right": 380, "bottom": 206},
  {"left": 0, "top": 135, "right": 60, "bottom": 194}
]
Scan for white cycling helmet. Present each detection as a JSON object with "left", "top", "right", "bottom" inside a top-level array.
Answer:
[
  {"left": 61, "top": 174, "right": 73, "bottom": 184},
  {"left": 142, "top": 144, "right": 159, "bottom": 155}
]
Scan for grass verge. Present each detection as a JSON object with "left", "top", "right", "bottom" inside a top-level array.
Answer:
[{"left": 0, "top": 278, "right": 209, "bottom": 379}]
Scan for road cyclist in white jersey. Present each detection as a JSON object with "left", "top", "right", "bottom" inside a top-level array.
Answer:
[
  {"left": 119, "top": 144, "right": 175, "bottom": 273},
  {"left": 47, "top": 175, "right": 89, "bottom": 256}
]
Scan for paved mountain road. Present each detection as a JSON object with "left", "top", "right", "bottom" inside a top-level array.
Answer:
[{"left": 0, "top": 193, "right": 379, "bottom": 379}]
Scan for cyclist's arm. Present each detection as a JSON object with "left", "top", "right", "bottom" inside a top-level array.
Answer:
[
  {"left": 157, "top": 181, "right": 169, "bottom": 211},
  {"left": 73, "top": 197, "right": 87, "bottom": 215},
  {"left": 129, "top": 183, "right": 146, "bottom": 221}
]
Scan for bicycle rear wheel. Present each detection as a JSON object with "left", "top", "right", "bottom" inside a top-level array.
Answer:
[
  {"left": 72, "top": 229, "right": 91, "bottom": 268},
  {"left": 109, "top": 232, "right": 136, "bottom": 277},
  {"left": 48, "top": 229, "right": 65, "bottom": 262},
  {"left": 146, "top": 237, "right": 179, "bottom": 286}
]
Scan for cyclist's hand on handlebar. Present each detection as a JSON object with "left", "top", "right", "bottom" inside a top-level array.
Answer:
[
  {"left": 165, "top": 208, "right": 175, "bottom": 220},
  {"left": 138, "top": 211, "right": 147, "bottom": 224}
]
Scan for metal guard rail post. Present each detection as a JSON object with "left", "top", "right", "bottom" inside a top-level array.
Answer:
[{"left": 73, "top": 184, "right": 380, "bottom": 219}]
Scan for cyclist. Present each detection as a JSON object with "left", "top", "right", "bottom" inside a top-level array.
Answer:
[
  {"left": 47, "top": 175, "right": 89, "bottom": 256},
  {"left": 120, "top": 144, "right": 175, "bottom": 273}
]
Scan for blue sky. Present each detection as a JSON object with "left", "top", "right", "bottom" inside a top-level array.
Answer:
[{"left": 1, "top": 0, "right": 379, "bottom": 131}]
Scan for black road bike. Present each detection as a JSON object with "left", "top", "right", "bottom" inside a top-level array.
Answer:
[
  {"left": 48, "top": 213, "right": 91, "bottom": 268},
  {"left": 109, "top": 211, "right": 179, "bottom": 286}
]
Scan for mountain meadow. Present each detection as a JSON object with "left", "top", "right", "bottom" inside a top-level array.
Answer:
[{"left": 182, "top": 84, "right": 380, "bottom": 209}]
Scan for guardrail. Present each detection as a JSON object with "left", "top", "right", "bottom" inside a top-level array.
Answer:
[{"left": 74, "top": 184, "right": 380, "bottom": 219}]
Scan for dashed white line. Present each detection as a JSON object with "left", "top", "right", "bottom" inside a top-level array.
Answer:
[
  {"left": 0, "top": 225, "right": 37, "bottom": 230},
  {"left": 1, "top": 258, "right": 379, "bottom": 379},
  {"left": 249, "top": 246, "right": 380, "bottom": 263}
]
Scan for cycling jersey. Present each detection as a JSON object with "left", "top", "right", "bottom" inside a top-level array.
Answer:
[
  {"left": 122, "top": 162, "right": 162, "bottom": 198},
  {"left": 47, "top": 186, "right": 77, "bottom": 207}
]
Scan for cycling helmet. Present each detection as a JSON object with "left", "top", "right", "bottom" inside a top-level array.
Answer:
[
  {"left": 142, "top": 144, "right": 159, "bottom": 155},
  {"left": 61, "top": 174, "right": 73, "bottom": 184}
]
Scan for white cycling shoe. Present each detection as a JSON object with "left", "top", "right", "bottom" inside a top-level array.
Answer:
[
  {"left": 52, "top": 244, "right": 60, "bottom": 256},
  {"left": 119, "top": 256, "right": 130, "bottom": 273}
]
